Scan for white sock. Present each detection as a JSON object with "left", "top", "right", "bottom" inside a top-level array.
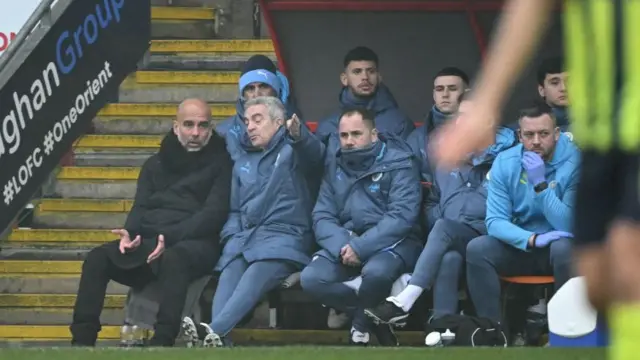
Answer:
[{"left": 389, "top": 284, "right": 424, "bottom": 312}]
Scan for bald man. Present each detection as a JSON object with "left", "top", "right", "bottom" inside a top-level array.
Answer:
[{"left": 70, "top": 98, "right": 233, "bottom": 347}]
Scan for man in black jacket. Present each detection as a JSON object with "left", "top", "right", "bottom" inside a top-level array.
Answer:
[{"left": 70, "top": 98, "right": 232, "bottom": 347}]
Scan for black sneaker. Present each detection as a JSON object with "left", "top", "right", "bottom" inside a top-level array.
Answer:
[
  {"left": 372, "top": 323, "right": 399, "bottom": 347},
  {"left": 365, "top": 299, "right": 409, "bottom": 326}
]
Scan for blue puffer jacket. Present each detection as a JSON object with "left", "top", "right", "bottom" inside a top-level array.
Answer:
[
  {"left": 425, "top": 127, "right": 517, "bottom": 233},
  {"left": 312, "top": 135, "right": 422, "bottom": 267},
  {"left": 216, "top": 127, "right": 316, "bottom": 271},
  {"left": 405, "top": 106, "right": 450, "bottom": 180},
  {"left": 315, "top": 84, "right": 415, "bottom": 153}
]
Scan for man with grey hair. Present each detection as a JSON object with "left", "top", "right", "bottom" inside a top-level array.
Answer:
[
  {"left": 70, "top": 98, "right": 232, "bottom": 347},
  {"left": 182, "top": 96, "right": 318, "bottom": 347}
]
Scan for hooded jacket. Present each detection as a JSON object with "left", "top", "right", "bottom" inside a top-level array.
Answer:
[
  {"left": 426, "top": 127, "right": 517, "bottom": 233},
  {"left": 315, "top": 84, "right": 415, "bottom": 151},
  {"left": 312, "top": 135, "right": 422, "bottom": 267},
  {"left": 485, "top": 133, "right": 580, "bottom": 250}
]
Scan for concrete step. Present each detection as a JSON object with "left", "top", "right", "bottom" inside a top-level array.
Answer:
[
  {"left": 72, "top": 135, "right": 159, "bottom": 166},
  {"left": 33, "top": 212, "right": 127, "bottom": 230},
  {"left": 0, "top": 275, "right": 127, "bottom": 295},
  {"left": 119, "top": 83, "right": 237, "bottom": 103},
  {"left": 134, "top": 70, "right": 240, "bottom": 84},
  {"left": 0, "top": 246, "right": 94, "bottom": 260},
  {"left": 93, "top": 103, "right": 234, "bottom": 135},
  {"left": 92, "top": 116, "right": 174, "bottom": 135},
  {"left": 150, "top": 0, "right": 230, "bottom": 7},
  {"left": 92, "top": 116, "right": 227, "bottom": 135},
  {"left": 99, "top": 103, "right": 235, "bottom": 117},
  {"left": 0, "top": 260, "right": 82, "bottom": 273},
  {"left": 0, "top": 326, "right": 425, "bottom": 345},
  {"left": 44, "top": 167, "right": 139, "bottom": 199},
  {"left": 118, "top": 71, "right": 239, "bottom": 103},
  {"left": 0, "top": 294, "right": 125, "bottom": 308},
  {"left": 38, "top": 199, "right": 132, "bottom": 213},
  {"left": 149, "top": 39, "right": 273, "bottom": 54},
  {"left": 150, "top": 7, "right": 216, "bottom": 39},
  {"left": 73, "top": 149, "right": 155, "bottom": 167},
  {"left": 0, "top": 308, "right": 123, "bottom": 326},
  {"left": 152, "top": 20, "right": 216, "bottom": 40},
  {"left": 151, "top": 6, "right": 216, "bottom": 20},
  {"left": 46, "top": 180, "right": 136, "bottom": 200},
  {"left": 144, "top": 53, "right": 276, "bottom": 71},
  {"left": 6, "top": 230, "right": 113, "bottom": 245},
  {"left": 56, "top": 167, "right": 140, "bottom": 181},
  {"left": 75, "top": 135, "right": 162, "bottom": 149}
]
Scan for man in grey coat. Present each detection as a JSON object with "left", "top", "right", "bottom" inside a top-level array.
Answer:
[
  {"left": 300, "top": 108, "right": 422, "bottom": 346},
  {"left": 182, "top": 96, "right": 323, "bottom": 347}
]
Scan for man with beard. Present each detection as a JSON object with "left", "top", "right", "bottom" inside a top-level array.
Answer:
[
  {"left": 300, "top": 108, "right": 422, "bottom": 346},
  {"left": 464, "top": 104, "right": 579, "bottom": 325},
  {"left": 69, "top": 98, "right": 232, "bottom": 347},
  {"left": 315, "top": 46, "right": 414, "bottom": 152}
]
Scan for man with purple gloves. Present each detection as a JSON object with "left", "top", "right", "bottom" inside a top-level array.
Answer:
[{"left": 465, "top": 104, "right": 580, "bottom": 324}]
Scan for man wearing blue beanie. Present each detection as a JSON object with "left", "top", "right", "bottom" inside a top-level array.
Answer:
[{"left": 216, "top": 55, "right": 311, "bottom": 162}]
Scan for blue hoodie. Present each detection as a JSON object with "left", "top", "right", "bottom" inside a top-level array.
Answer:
[
  {"left": 552, "top": 106, "right": 570, "bottom": 132},
  {"left": 405, "top": 106, "right": 453, "bottom": 182},
  {"left": 315, "top": 84, "right": 415, "bottom": 150},
  {"left": 312, "top": 135, "right": 422, "bottom": 267},
  {"left": 426, "top": 127, "right": 517, "bottom": 233},
  {"left": 485, "top": 133, "right": 580, "bottom": 250},
  {"left": 423, "top": 106, "right": 451, "bottom": 135}
]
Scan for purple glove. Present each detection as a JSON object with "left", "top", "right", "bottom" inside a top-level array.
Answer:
[
  {"left": 534, "top": 231, "right": 574, "bottom": 248},
  {"left": 522, "top": 151, "right": 546, "bottom": 186}
]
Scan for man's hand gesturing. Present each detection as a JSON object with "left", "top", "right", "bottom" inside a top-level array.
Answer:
[{"left": 113, "top": 229, "right": 141, "bottom": 254}]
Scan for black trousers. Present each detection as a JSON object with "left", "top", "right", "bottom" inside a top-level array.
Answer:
[{"left": 70, "top": 240, "right": 216, "bottom": 346}]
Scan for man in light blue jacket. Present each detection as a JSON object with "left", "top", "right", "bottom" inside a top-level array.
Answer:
[
  {"left": 181, "top": 97, "right": 320, "bottom": 347},
  {"left": 300, "top": 108, "right": 422, "bottom": 346},
  {"left": 365, "top": 99, "right": 517, "bottom": 326},
  {"left": 466, "top": 105, "right": 580, "bottom": 323}
]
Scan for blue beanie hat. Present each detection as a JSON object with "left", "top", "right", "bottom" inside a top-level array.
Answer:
[{"left": 238, "top": 69, "right": 282, "bottom": 98}]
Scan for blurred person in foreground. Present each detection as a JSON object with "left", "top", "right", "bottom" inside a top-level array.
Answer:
[{"left": 431, "top": 1, "right": 640, "bottom": 358}]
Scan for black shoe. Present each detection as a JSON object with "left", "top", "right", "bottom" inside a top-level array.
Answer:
[
  {"left": 372, "top": 323, "right": 399, "bottom": 347},
  {"left": 365, "top": 300, "right": 409, "bottom": 326}
]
